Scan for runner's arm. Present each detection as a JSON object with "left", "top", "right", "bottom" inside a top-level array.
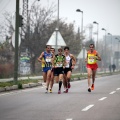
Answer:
[
  {"left": 37, "top": 52, "right": 44, "bottom": 62},
  {"left": 85, "top": 54, "right": 88, "bottom": 63},
  {"left": 51, "top": 55, "right": 55, "bottom": 67},
  {"left": 71, "top": 54, "right": 76, "bottom": 66},
  {"left": 63, "top": 56, "right": 66, "bottom": 68},
  {"left": 96, "top": 52, "right": 101, "bottom": 61}
]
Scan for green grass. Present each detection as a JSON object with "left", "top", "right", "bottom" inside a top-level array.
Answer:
[
  {"left": 0, "top": 79, "right": 41, "bottom": 88},
  {"left": 0, "top": 71, "right": 119, "bottom": 88}
]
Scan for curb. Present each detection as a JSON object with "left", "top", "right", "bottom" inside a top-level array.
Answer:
[{"left": 0, "top": 82, "right": 43, "bottom": 93}]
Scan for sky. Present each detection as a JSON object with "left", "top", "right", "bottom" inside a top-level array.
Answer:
[{"left": 0, "top": 0, "right": 120, "bottom": 42}]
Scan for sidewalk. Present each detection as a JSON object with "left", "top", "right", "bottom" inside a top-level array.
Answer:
[{"left": 0, "top": 71, "right": 113, "bottom": 82}]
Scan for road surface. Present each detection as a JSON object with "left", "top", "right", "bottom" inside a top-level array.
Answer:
[{"left": 0, "top": 74, "right": 120, "bottom": 120}]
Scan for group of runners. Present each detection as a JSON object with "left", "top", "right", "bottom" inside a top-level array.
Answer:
[
  {"left": 38, "top": 43, "right": 101, "bottom": 93},
  {"left": 38, "top": 45, "right": 76, "bottom": 94}
]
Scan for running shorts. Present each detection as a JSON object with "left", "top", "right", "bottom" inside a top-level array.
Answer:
[
  {"left": 54, "top": 67, "right": 64, "bottom": 76},
  {"left": 64, "top": 68, "right": 72, "bottom": 74},
  {"left": 86, "top": 64, "right": 98, "bottom": 70},
  {"left": 42, "top": 67, "right": 51, "bottom": 72}
]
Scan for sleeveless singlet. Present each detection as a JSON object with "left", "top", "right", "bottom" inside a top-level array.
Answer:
[{"left": 42, "top": 51, "right": 52, "bottom": 67}]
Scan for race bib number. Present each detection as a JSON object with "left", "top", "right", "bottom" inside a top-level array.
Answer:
[
  {"left": 88, "top": 55, "right": 96, "bottom": 64},
  {"left": 45, "top": 57, "right": 51, "bottom": 62},
  {"left": 56, "top": 62, "right": 63, "bottom": 67},
  {"left": 65, "top": 60, "right": 70, "bottom": 68}
]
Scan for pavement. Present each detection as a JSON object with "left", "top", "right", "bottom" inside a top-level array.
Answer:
[{"left": 0, "top": 74, "right": 120, "bottom": 120}]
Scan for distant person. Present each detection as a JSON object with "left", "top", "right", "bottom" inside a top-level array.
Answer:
[
  {"left": 85, "top": 44, "right": 101, "bottom": 92},
  {"left": 38, "top": 45, "right": 53, "bottom": 93},
  {"left": 112, "top": 64, "right": 116, "bottom": 72}
]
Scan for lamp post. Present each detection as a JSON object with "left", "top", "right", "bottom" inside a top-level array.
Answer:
[
  {"left": 14, "top": 0, "right": 20, "bottom": 82},
  {"left": 55, "top": 0, "right": 60, "bottom": 53},
  {"left": 76, "top": 9, "right": 83, "bottom": 43},
  {"left": 102, "top": 28, "right": 107, "bottom": 73},
  {"left": 115, "top": 37, "right": 120, "bottom": 70},
  {"left": 108, "top": 33, "right": 112, "bottom": 73},
  {"left": 76, "top": 9, "right": 85, "bottom": 74},
  {"left": 93, "top": 21, "right": 99, "bottom": 49}
]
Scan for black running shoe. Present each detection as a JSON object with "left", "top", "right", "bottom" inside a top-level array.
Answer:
[{"left": 88, "top": 88, "right": 91, "bottom": 92}]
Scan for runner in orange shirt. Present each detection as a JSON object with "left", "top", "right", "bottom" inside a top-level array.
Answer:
[{"left": 85, "top": 44, "right": 101, "bottom": 92}]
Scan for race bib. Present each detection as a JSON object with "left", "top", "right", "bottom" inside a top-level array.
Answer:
[
  {"left": 45, "top": 57, "right": 51, "bottom": 62},
  {"left": 65, "top": 60, "right": 70, "bottom": 68},
  {"left": 56, "top": 62, "right": 63, "bottom": 67},
  {"left": 88, "top": 55, "right": 96, "bottom": 64}
]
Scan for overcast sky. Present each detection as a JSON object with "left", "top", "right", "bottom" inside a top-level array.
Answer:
[{"left": 0, "top": 0, "right": 120, "bottom": 42}]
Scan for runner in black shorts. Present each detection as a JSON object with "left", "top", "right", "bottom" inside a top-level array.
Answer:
[
  {"left": 63, "top": 46, "right": 76, "bottom": 93},
  {"left": 52, "top": 48, "right": 66, "bottom": 94}
]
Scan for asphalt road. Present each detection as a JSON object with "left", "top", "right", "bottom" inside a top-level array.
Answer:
[{"left": 0, "top": 74, "right": 120, "bottom": 120}]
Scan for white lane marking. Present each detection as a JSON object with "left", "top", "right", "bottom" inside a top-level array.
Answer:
[
  {"left": 109, "top": 91, "right": 116, "bottom": 94},
  {"left": 116, "top": 88, "right": 120, "bottom": 90},
  {"left": 66, "top": 119, "right": 72, "bottom": 120},
  {"left": 81, "top": 104, "right": 94, "bottom": 111},
  {"left": 99, "top": 97, "right": 107, "bottom": 101}
]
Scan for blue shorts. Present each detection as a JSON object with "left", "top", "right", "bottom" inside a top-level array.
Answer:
[{"left": 42, "top": 67, "right": 51, "bottom": 72}]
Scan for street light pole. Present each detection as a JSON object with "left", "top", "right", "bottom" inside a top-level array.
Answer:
[
  {"left": 76, "top": 9, "right": 83, "bottom": 44},
  {"left": 14, "top": 0, "right": 20, "bottom": 82},
  {"left": 108, "top": 33, "right": 112, "bottom": 73},
  {"left": 55, "top": 0, "right": 59, "bottom": 53},
  {"left": 93, "top": 21, "right": 99, "bottom": 49},
  {"left": 115, "top": 37, "right": 120, "bottom": 70},
  {"left": 102, "top": 28, "right": 107, "bottom": 73},
  {"left": 76, "top": 9, "right": 85, "bottom": 74}
]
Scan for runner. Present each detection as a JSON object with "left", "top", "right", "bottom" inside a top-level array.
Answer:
[
  {"left": 63, "top": 46, "right": 76, "bottom": 93},
  {"left": 38, "top": 45, "right": 53, "bottom": 93},
  {"left": 85, "top": 44, "right": 101, "bottom": 92},
  {"left": 49, "top": 47, "right": 55, "bottom": 93},
  {"left": 52, "top": 48, "right": 66, "bottom": 94}
]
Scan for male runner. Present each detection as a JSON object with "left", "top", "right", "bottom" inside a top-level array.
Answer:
[
  {"left": 63, "top": 46, "right": 76, "bottom": 93},
  {"left": 85, "top": 44, "right": 101, "bottom": 92},
  {"left": 52, "top": 48, "right": 66, "bottom": 94},
  {"left": 38, "top": 45, "right": 53, "bottom": 93},
  {"left": 49, "top": 47, "right": 55, "bottom": 93}
]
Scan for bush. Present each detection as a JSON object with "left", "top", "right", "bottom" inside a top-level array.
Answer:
[{"left": 0, "top": 63, "right": 14, "bottom": 78}]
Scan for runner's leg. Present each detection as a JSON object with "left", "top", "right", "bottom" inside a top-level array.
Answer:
[
  {"left": 87, "top": 68, "right": 92, "bottom": 92},
  {"left": 46, "top": 70, "right": 51, "bottom": 92},
  {"left": 58, "top": 74, "right": 63, "bottom": 94}
]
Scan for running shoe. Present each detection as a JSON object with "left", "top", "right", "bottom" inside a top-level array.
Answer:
[
  {"left": 58, "top": 90, "right": 61, "bottom": 94},
  {"left": 63, "top": 89, "right": 66, "bottom": 93},
  {"left": 68, "top": 82, "right": 71, "bottom": 89},
  {"left": 91, "top": 84, "right": 94, "bottom": 90},
  {"left": 88, "top": 88, "right": 91, "bottom": 92},
  {"left": 49, "top": 89, "right": 52, "bottom": 93},
  {"left": 65, "top": 89, "right": 68, "bottom": 93}
]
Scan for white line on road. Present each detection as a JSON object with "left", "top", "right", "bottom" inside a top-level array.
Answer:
[
  {"left": 99, "top": 97, "right": 107, "bottom": 101},
  {"left": 116, "top": 88, "right": 120, "bottom": 90},
  {"left": 66, "top": 119, "right": 72, "bottom": 120},
  {"left": 81, "top": 104, "right": 94, "bottom": 111},
  {"left": 109, "top": 91, "right": 116, "bottom": 94}
]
